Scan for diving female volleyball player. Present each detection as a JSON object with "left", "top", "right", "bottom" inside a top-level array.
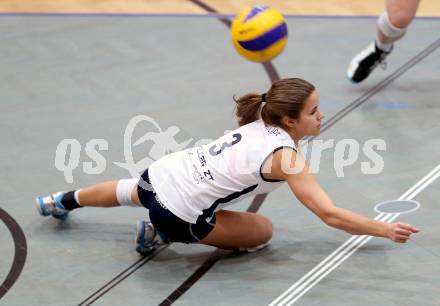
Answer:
[{"left": 35, "top": 78, "right": 419, "bottom": 254}]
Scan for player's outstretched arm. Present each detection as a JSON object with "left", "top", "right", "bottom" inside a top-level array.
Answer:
[{"left": 270, "top": 148, "right": 419, "bottom": 243}]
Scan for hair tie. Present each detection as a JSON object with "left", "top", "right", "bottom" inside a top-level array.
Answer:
[{"left": 261, "top": 93, "right": 267, "bottom": 102}]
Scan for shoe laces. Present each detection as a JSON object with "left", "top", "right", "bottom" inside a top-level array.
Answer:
[{"left": 379, "top": 54, "right": 388, "bottom": 70}]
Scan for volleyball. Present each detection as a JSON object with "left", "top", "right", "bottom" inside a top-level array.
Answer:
[{"left": 231, "top": 6, "right": 288, "bottom": 62}]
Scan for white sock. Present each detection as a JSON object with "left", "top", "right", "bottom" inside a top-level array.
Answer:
[
  {"left": 375, "top": 39, "right": 393, "bottom": 53},
  {"left": 74, "top": 189, "right": 82, "bottom": 206}
]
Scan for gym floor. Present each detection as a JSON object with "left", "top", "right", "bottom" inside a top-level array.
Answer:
[{"left": 1, "top": 1, "right": 439, "bottom": 305}]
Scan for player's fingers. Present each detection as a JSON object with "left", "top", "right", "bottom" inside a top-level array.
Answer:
[
  {"left": 395, "top": 237, "right": 408, "bottom": 243},
  {"left": 395, "top": 229, "right": 411, "bottom": 236},
  {"left": 397, "top": 223, "right": 413, "bottom": 230},
  {"left": 411, "top": 227, "right": 420, "bottom": 233},
  {"left": 395, "top": 234, "right": 410, "bottom": 241}
]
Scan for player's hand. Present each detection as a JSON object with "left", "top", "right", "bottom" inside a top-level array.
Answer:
[{"left": 387, "top": 222, "right": 420, "bottom": 243}]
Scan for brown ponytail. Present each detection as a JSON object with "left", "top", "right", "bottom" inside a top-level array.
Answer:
[
  {"left": 234, "top": 93, "right": 264, "bottom": 126},
  {"left": 234, "top": 78, "right": 315, "bottom": 128}
]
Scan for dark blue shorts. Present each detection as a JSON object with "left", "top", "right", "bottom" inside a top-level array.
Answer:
[{"left": 137, "top": 169, "right": 216, "bottom": 244}]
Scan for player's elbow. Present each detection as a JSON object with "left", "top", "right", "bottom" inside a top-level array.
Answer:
[{"left": 321, "top": 208, "right": 342, "bottom": 229}]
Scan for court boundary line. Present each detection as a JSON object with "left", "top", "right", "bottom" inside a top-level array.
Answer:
[
  {"left": 0, "top": 208, "right": 27, "bottom": 300},
  {"left": 77, "top": 244, "right": 168, "bottom": 306},
  {"left": 271, "top": 164, "right": 440, "bottom": 306}
]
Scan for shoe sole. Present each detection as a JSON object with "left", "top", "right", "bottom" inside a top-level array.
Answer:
[
  {"left": 135, "top": 221, "right": 145, "bottom": 246},
  {"left": 347, "top": 75, "right": 360, "bottom": 84},
  {"left": 239, "top": 241, "right": 270, "bottom": 253},
  {"left": 134, "top": 221, "right": 152, "bottom": 256},
  {"left": 347, "top": 65, "right": 362, "bottom": 84},
  {"left": 135, "top": 221, "right": 159, "bottom": 255}
]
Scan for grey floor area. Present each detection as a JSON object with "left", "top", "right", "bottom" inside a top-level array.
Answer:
[{"left": 1, "top": 14, "right": 439, "bottom": 306}]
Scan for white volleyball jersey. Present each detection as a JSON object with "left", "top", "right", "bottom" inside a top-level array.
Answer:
[{"left": 148, "top": 120, "right": 296, "bottom": 224}]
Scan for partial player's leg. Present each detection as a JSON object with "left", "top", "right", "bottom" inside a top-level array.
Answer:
[
  {"left": 136, "top": 209, "right": 273, "bottom": 255},
  {"left": 379, "top": 0, "right": 420, "bottom": 44},
  {"left": 35, "top": 177, "right": 170, "bottom": 255},
  {"left": 35, "top": 179, "right": 141, "bottom": 219},
  {"left": 347, "top": 0, "right": 420, "bottom": 83},
  {"left": 199, "top": 210, "right": 273, "bottom": 251}
]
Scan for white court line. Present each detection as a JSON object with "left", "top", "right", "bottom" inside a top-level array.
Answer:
[
  {"left": 398, "top": 164, "right": 440, "bottom": 200},
  {"left": 271, "top": 213, "right": 396, "bottom": 306},
  {"left": 284, "top": 214, "right": 401, "bottom": 306},
  {"left": 270, "top": 164, "right": 440, "bottom": 306},
  {"left": 405, "top": 168, "right": 440, "bottom": 200},
  {"left": 269, "top": 213, "right": 388, "bottom": 306}
]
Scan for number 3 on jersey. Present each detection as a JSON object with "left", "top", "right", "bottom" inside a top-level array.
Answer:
[{"left": 209, "top": 133, "right": 242, "bottom": 156}]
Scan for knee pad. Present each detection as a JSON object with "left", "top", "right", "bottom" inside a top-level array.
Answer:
[
  {"left": 378, "top": 12, "right": 407, "bottom": 39},
  {"left": 116, "top": 178, "right": 138, "bottom": 206}
]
